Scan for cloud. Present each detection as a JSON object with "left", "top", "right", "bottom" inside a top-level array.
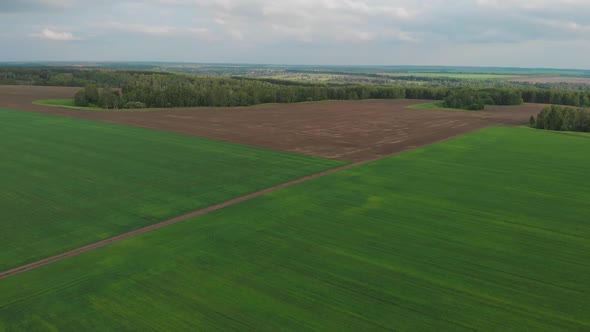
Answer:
[
  {"left": 195, "top": 0, "right": 417, "bottom": 43},
  {"left": 477, "top": 0, "right": 590, "bottom": 10},
  {"left": 0, "top": 0, "right": 77, "bottom": 12},
  {"left": 103, "top": 22, "right": 178, "bottom": 36},
  {"left": 101, "top": 21, "right": 212, "bottom": 39},
  {"left": 3, "top": 0, "right": 590, "bottom": 67},
  {"left": 30, "top": 28, "right": 81, "bottom": 41},
  {"left": 37, "top": 0, "right": 77, "bottom": 7}
]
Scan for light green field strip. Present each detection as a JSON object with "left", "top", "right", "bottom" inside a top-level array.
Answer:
[
  {"left": 32, "top": 98, "right": 104, "bottom": 111},
  {"left": 388, "top": 73, "right": 519, "bottom": 80},
  {"left": 1, "top": 127, "right": 589, "bottom": 331},
  {"left": 407, "top": 101, "right": 466, "bottom": 111},
  {"left": 0, "top": 108, "right": 345, "bottom": 271}
]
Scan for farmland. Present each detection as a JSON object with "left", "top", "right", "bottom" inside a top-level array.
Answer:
[
  {"left": 385, "top": 72, "right": 518, "bottom": 80},
  {"left": 0, "top": 107, "right": 344, "bottom": 271},
  {"left": 0, "top": 85, "right": 544, "bottom": 161},
  {"left": 1, "top": 127, "right": 589, "bottom": 331}
]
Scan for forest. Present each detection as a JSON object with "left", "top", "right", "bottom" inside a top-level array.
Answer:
[
  {"left": 73, "top": 74, "right": 590, "bottom": 109},
  {"left": 73, "top": 74, "right": 450, "bottom": 109},
  {"left": 2, "top": 67, "right": 590, "bottom": 109},
  {"left": 531, "top": 106, "right": 590, "bottom": 132}
]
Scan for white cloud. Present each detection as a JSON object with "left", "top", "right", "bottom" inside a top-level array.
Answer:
[
  {"left": 5, "top": 0, "right": 590, "bottom": 67},
  {"left": 165, "top": 0, "right": 420, "bottom": 43},
  {"left": 104, "top": 22, "right": 178, "bottom": 36},
  {"left": 534, "top": 18, "right": 590, "bottom": 32},
  {"left": 0, "top": 0, "right": 78, "bottom": 12},
  {"left": 37, "top": 0, "right": 77, "bottom": 7},
  {"left": 227, "top": 28, "right": 244, "bottom": 40},
  {"left": 102, "top": 21, "right": 212, "bottom": 39},
  {"left": 30, "top": 28, "right": 80, "bottom": 41},
  {"left": 187, "top": 27, "right": 209, "bottom": 35},
  {"left": 477, "top": 0, "right": 590, "bottom": 10}
]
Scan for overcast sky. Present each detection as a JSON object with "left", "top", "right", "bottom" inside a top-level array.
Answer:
[{"left": 1, "top": 0, "right": 589, "bottom": 68}]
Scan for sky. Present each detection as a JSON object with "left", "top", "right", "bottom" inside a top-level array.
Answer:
[{"left": 1, "top": 0, "right": 589, "bottom": 69}]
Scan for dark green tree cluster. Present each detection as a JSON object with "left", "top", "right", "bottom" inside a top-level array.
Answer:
[
  {"left": 0, "top": 67, "right": 172, "bottom": 87},
  {"left": 443, "top": 88, "right": 523, "bottom": 110},
  {"left": 521, "top": 89, "right": 590, "bottom": 107},
  {"left": 115, "top": 74, "right": 450, "bottom": 108},
  {"left": 74, "top": 84, "right": 128, "bottom": 109},
  {"left": 532, "top": 105, "right": 590, "bottom": 132},
  {"left": 74, "top": 84, "right": 99, "bottom": 106}
]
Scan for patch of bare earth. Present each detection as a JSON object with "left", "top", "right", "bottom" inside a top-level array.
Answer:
[{"left": 0, "top": 85, "right": 545, "bottom": 161}]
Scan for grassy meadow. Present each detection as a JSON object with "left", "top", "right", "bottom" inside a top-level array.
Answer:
[
  {"left": 1, "top": 127, "right": 589, "bottom": 331},
  {"left": 32, "top": 98, "right": 104, "bottom": 111},
  {"left": 0, "top": 108, "right": 344, "bottom": 270},
  {"left": 387, "top": 72, "right": 518, "bottom": 80},
  {"left": 407, "top": 101, "right": 466, "bottom": 111}
]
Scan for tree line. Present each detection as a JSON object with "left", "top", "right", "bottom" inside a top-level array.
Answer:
[
  {"left": 443, "top": 88, "right": 524, "bottom": 110},
  {"left": 530, "top": 105, "right": 590, "bottom": 132},
  {"left": 75, "top": 73, "right": 590, "bottom": 109},
  {"left": 0, "top": 67, "right": 174, "bottom": 88},
  {"left": 2, "top": 67, "right": 590, "bottom": 109},
  {"left": 74, "top": 74, "right": 450, "bottom": 108}
]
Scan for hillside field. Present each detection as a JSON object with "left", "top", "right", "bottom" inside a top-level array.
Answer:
[
  {"left": 1, "top": 127, "right": 589, "bottom": 331},
  {"left": 0, "top": 108, "right": 344, "bottom": 271}
]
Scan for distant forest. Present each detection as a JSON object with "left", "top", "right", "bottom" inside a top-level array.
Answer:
[{"left": 2, "top": 67, "right": 590, "bottom": 109}]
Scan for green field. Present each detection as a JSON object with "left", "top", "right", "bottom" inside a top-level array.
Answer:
[
  {"left": 388, "top": 73, "right": 518, "bottom": 80},
  {"left": 1, "top": 127, "right": 589, "bottom": 331},
  {"left": 32, "top": 98, "right": 104, "bottom": 111},
  {"left": 407, "top": 101, "right": 466, "bottom": 111},
  {"left": 0, "top": 108, "right": 344, "bottom": 270}
]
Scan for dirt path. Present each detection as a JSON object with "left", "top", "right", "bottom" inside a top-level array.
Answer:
[
  {"left": 0, "top": 85, "right": 546, "bottom": 279},
  {"left": 0, "top": 129, "right": 476, "bottom": 281}
]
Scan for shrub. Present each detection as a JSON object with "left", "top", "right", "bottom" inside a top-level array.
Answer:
[{"left": 74, "top": 90, "right": 89, "bottom": 107}]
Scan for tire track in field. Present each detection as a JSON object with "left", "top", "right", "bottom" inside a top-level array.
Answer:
[{"left": 0, "top": 129, "right": 479, "bottom": 281}]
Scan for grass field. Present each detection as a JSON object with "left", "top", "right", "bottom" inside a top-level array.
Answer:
[
  {"left": 32, "top": 98, "right": 105, "bottom": 111},
  {"left": 388, "top": 73, "right": 518, "bottom": 80},
  {"left": 407, "top": 101, "right": 466, "bottom": 111},
  {"left": 0, "top": 108, "right": 344, "bottom": 270},
  {"left": 1, "top": 127, "right": 589, "bottom": 331}
]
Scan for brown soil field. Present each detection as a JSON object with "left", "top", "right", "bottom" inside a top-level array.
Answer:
[
  {"left": 510, "top": 76, "right": 590, "bottom": 84},
  {"left": 0, "top": 85, "right": 545, "bottom": 161}
]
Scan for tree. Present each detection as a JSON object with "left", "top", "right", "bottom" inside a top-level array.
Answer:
[
  {"left": 529, "top": 115, "right": 536, "bottom": 128},
  {"left": 74, "top": 90, "right": 89, "bottom": 107},
  {"left": 533, "top": 105, "right": 590, "bottom": 132},
  {"left": 84, "top": 84, "right": 100, "bottom": 104},
  {"left": 99, "top": 89, "right": 121, "bottom": 109}
]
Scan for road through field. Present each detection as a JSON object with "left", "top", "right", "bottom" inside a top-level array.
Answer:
[
  {"left": 0, "top": 129, "right": 475, "bottom": 281},
  {"left": 0, "top": 85, "right": 544, "bottom": 279}
]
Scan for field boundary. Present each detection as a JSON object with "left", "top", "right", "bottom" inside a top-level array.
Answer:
[
  {"left": 406, "top": 101, "right": 466, "bottom": 112},
  {"left": 0, "top": 162, "right": 360, "bottom": 281},
  {"left": 0, "top": 127, "right": 487, "bottom": 281},
  {"left": 32, "top": 98, "right": 104, "bottom": 111}
]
